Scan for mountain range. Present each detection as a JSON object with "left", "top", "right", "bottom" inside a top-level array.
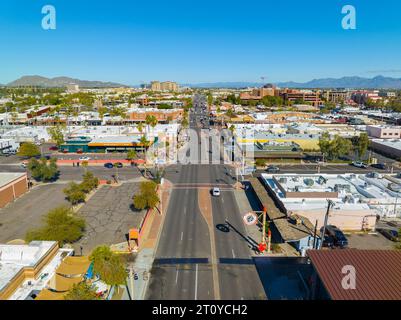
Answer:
[
  {"left": 6, "top": 76, "right": 127, "bottom": 88},
  {"left": 188, "top": 76, "right": 401, "bottom": 89},
  {"left": 4, "top": 75, "right": 401, "bottom": 89}
]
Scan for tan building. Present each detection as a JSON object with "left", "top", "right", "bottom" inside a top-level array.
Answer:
[
  {"left": 150, "top": 81, "right": 178, "bottom": 92},
  {"left": 0, "top": 173, "right": 28, "bottom": 208},
  {"left": 280, "top": 89, "right": 323, "bottom": 107}
]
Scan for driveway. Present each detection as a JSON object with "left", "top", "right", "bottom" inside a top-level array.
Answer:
[
  {"left": 347, "top": 232, "right": 396, "bottom": 250},
  {"left": 74, "top": 182, "right": 147, "bottom": 254},
  {"left": 0, "top": 183, "right": 70, "bottom": 242}
]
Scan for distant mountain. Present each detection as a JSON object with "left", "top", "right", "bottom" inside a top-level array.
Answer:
[
  {"left": 278, "top": 76, "right": 401, "bottom": 89},
  {"left": 188, "top": 76, "right": 401, "bottom": 89},
  {"left": 186, "top": 82, "right": 263, "bottom": 89},
  {"left": 7, "top": 75, "right": 128, "bottom": 88}
]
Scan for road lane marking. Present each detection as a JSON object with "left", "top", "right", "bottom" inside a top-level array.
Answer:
[
  {"left": 195, "top": 264, "right": 198, "bottom": 300},
  {"left": 184, "top": 206, "right": 187, "bottom": 215},
  {"left": 180, "top": 232, "right": 183, "bottom": 241},
  {"left": 175, "top": 269, "right": 179, "bottom": 284},
  {"left": 232, "top": 249, "right": 236, "bottom": 258}
]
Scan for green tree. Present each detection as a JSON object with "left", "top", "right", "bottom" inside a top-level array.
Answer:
[
  {"left": 25, "top": 206, "right": 85, "bottom": 246},
  {"left": 80, "top": 171, "right": 99, "bottom": 193},
  {"left": 18, "top": 142, "right": 41, "bottom": 158},
  {"left": 352, "top": 132, "right": 370, "bottom": 160},
  {"left": 64, "top": 182, "right": 86, "bottom": 205},
  {"left": 90, "top": 246, "right": 127, "bottom": 286},
  {"left": 27, "top": 157, "right": 59, "bottom": 182},
  {"left": 47, "top": 126, "right": 65, "bottom": 147},
  {"left": 126, "top": 149, "right": 137, "bottom": 160},
  {"left": 133, "top": 181, "right": 159, "bottom": 210},
  {"left": 64, "top": 282, "right": 100, "bottom": 300}
]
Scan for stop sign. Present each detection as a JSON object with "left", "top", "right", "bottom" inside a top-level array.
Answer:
[{"left": 258, "top": 243, "right": 267, "bottom": 252}]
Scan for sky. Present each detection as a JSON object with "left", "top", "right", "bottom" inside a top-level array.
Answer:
[{"left": 1, "top": 0, "right": 401, "bottom": 85}]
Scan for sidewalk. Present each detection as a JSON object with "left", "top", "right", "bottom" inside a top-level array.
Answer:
[{"left": 121, "top": 179, "right": 173, "bottom": 300}]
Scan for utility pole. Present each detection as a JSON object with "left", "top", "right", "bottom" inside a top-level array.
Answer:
[
  {"left": 319, "top": 200, "right": 334, "bottom": 250},
  {"left": 129, "top": 266, "right": 134, "bottom": 300}
]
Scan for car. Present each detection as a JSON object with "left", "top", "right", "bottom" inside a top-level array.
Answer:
[
  {"left": 79, "top": 156, "right": 91, "bottom": 161},
  {"left": 266, "top": 165, "right": 280, "bottom": 173},
  {"left": 134, "top": 273, "right": 139, "bottom": 280},
  {"left": 351, "top": 161, "right": 367, "bottom": 168},
  {"left": 49, "top": 146, "right": 58, "bottom": 151},
  {"left": 114, "top": 162, "right": 123, "bottom": 168},
  {"left": 378, "top": 229, "right": 399, "bottom": 242},
  {"left": 212, "top": 187, "right": 221, "bottom": 197},
  {"left": 371, "top": 163, "right": 387, "bottom": 170},
  {"left": 104, "top": 162, "right": 113, "bottom": 169},
  {"left": 20, "top": 163, "right": 27, "bottom": 169},
  {"left": 322, "top": 235, "right": 335, "bottom": 248},
  {"left": 323, "top": 225, "right": 348, "bottom": 248}
]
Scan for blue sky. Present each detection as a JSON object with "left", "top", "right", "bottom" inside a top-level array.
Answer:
[{"left": 1, "top": 0, "right": 401, "bottom": 85}]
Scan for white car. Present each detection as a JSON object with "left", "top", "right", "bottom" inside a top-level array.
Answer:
[
  {"left": 212, "top": 187, "right": 221, "bottom": 197},
  {"left": 20, "top": 162, "right": 27, "bottom": 168},
  {"left": 352, "top": 161, "right": 367, "bottom": 168},
  {"left": 79, "top": 156, "right": 91, "bottom": 161}
]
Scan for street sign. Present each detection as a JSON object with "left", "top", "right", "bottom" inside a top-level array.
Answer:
[{"left": 243, "top": 212, "right": 258, "bottom": 226}]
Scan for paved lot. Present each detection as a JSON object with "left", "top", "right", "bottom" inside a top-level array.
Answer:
[
  {"left": 74, "top": 182, "right": 147, "bottom": 255},
  {"left": 347, "top": 232, "right": 395, "bottom": 250},
  {"left": 0, "top": 184, "right": 69, "bottom": 242}
]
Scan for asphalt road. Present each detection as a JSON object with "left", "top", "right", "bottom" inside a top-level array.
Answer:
[
  {"left": 146, "top": 95, "right": 266, "bottom": 300},
  {"left": 0, "top": 164, "right": 142, "bottom": 181}
]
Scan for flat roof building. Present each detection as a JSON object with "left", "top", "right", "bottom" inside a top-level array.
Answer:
[{"left": 0, "top": 172, "right": 28, "bottom": 209}]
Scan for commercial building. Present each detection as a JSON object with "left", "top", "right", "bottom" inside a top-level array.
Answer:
[
  {"left": 370, "top": 139, "right": 401, "bottom": 159},
  {"left": 307, "top": 250, "right": 401, "bottom": 300},
  {"left": 0, "top": 241, "right": 74, "bottom": 300},
  {"left": 150, "top": 81, "right": 178, "bottom": 92},
  {"left": 127, "top": 108, "right": 184, "bottom": 123},
  {"left": 321, "top": 90, "right": 350, "bottom": 104},
  {"left": 0, "top": 173, "right": 28, "bottom": 208},
  {"left": 60, "top": 135, "right": 154, "bottom": 153},
  {"left": 280, "top": 90, "right": 323, "bottom": 107},
  {"left": 259, "top": 173, "right": 392, "bottom": 231},
  {"left": 366, "top": 125, "right": 401, "bottom": 139}
]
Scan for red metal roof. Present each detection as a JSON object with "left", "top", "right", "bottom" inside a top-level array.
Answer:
[{"left": 307, "top": 249, "right": 401, "bottom": 300}]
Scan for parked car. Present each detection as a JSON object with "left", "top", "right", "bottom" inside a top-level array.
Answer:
[
  {"left": 351, "top": 161, "right": 367, "bottom": 168},
  {"left": 371, "top": 163, "right": 387, "bottom": 170},
  {"left": 266, "top": 165, "right": 280, "bottom": 173},
  {"left": 378, "top": 229, "right": 400, "bottom": 242},
  {"left": 322, "top": 235, "right": 335, "bottom": 248},
  {"left": 20, "top": 162, "right": 27, "bottom": 169},
  {"left": 212, "top": 187, "right": 221, "bottom": 197},
  {"left": 79, "top": 156, "right": 91, "bottom": 161},
  {"left": 322, "top": 225, "right": 349, "bottom": 248},
  {"left": 49, "top": 146, "right": 58, "bottom": 151},
  {"left": 104, "top": 162, "right": 113, "bottom": 169}
]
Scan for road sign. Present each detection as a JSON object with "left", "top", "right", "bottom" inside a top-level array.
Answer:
[{"left": 243, "top": 212, "right": 258, "bottom": 226}]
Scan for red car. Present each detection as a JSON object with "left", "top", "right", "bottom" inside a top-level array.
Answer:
[{"left": 49, "top": 146, "right": 58, "bottom": 151}]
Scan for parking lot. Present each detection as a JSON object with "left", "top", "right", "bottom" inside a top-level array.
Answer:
[
  {"left": 73, "top": 182, "right": 147, "bottom": 255},
  {"left": 346, "top": 232, "right": 396, "bottom": 250},
  {"left": 0, "top": 183, "right": 70, "bottom": 242}
]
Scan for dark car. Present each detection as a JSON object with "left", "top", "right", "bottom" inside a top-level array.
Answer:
[
  {"left": 322, "top": 225, "right": 349, "bottom": 248},
  {"left": 378, "top": 229, "right": 399, "bottom": 242},
  {"left": 266, "top": 165, "right": 280, "bottom": 173},
  {"left": 104, "top": 162, "right": 113, "bottom": 169},
  {"left": 322, "top": 235, "right": 335, "bottom": 248},
  {"left": 371, "top": 163, "right": 387, "bottom": 170},
  {"left": 114, "top": 162, "right": 123, "bottom": 168}
]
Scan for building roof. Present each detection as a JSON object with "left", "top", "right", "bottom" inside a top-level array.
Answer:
[
  {"left": 248, "top": 177, "right": 286, "bottom": 220},
  {"left": 273, "top": 215, "right": 316, "bottom": 242},
  {"left": 307, "top": 250, "right": 401, "bottom": 300},
  {"left": 56, "top": 256, "right": 91, "bottom": 276},
  {"left": 0, "top": 172, "right": 26, "bottom": 188},
  {"left": 35, "top": 289, "right": 66, "bottom": 300}
]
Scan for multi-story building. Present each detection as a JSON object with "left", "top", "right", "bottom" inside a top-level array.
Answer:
[
  {"left": 321, "top": 90, "right": 350, "bottom": 104},
  {"left": 150, "top": 81, "right": 178, "bottom": 92},
  {"left": 366, "top": 125, "right": 401, "bottom": 139},
  {"left": 280, "top": 89, "right": 323, "bottom": 107}
]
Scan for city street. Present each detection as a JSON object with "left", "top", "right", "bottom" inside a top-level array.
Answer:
[{"left": 146, "top": 94, "right": 266, "bottom": 300}]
